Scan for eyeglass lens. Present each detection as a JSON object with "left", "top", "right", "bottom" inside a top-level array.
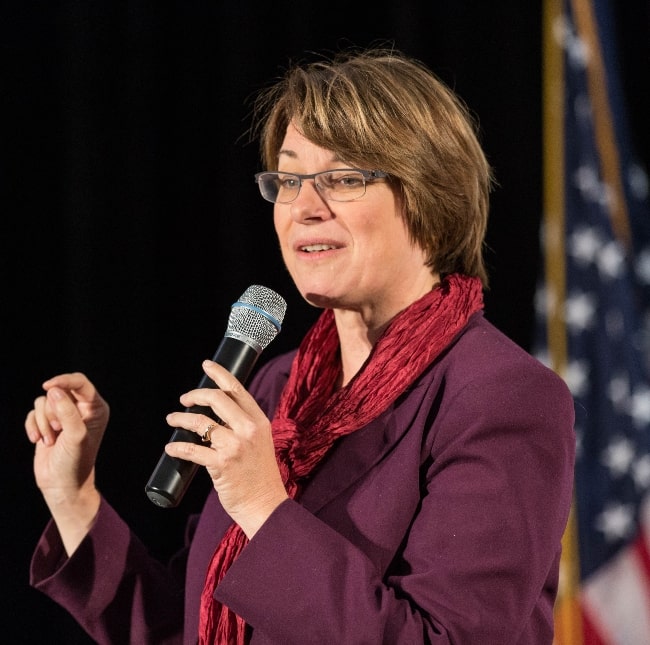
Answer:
[{"left": 259, "top": 170, "right": 368, "bottom": 203}]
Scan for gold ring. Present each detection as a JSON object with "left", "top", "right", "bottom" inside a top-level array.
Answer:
[{"left": 201, "top": 424, "right": 217, "bottom": 443}]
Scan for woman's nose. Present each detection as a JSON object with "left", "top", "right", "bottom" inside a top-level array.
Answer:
[{"left": 289, "top": 179, "right": 332, "bottom": 222}]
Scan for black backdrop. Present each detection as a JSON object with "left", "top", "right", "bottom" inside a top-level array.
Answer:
[{"left": 3, "top": 2, "right": 649, "bottom": 642}]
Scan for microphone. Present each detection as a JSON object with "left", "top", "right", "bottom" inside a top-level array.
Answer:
[{"left": 145, "top": 285, "right": 287, "bottom": 508}]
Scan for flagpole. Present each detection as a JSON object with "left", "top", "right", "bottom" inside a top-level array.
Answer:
[
  {"left": 543, "top": 0, "right": 583, "bottom": 643},
  {"left": 571, "top": 0, "right": 631, "bottom": 250}
]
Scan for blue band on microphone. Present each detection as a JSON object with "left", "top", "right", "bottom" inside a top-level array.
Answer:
[{"left": 232, "top": 301, "right": 283, "bottom": 332}]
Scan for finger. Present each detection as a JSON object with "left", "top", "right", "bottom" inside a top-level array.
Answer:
[
  {"left": 201, "top": 360, "right": 269, "bottom": 420},
  {"left": 43, "top": 372, "right": 98, "bottom": 404},
  {"left": 26, "top": 394, "right": 60, "bottom": 446},
  {"left": 164, "top": 439, "right": 218, "bottom": 468},
  {"left": 200, "top": 360, "right": 247, "bottom": 397},
  {"left": 177, "top": 387, "right": 246, "bottom": 434},
  {"left": 25, "top": 408, "right": 50, "bottom": 445},
  {"left": 43, "top": 386, "right": 90, "bottom": 442},
  {"left": 165, "top": 411, "right": 220, "bottom": 436},
  {"left": 180, "top": 360, "right": 262, "bottom": 417}
]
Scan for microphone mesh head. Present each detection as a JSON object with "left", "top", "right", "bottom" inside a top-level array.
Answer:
[{"left": 226, "top": 285, "right": 287, "bottom": 352}]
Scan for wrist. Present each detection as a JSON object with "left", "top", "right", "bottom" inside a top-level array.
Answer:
[
  {"left": 42, "top": 485, "right": 101, "bottom": 556},
  {"left": 235, "top": 491, "right": 289, "bottom": 540}
]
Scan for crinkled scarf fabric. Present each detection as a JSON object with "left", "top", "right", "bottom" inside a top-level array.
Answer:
[{"left": 199, "top": 273, "right": 484, "bottom": 644}]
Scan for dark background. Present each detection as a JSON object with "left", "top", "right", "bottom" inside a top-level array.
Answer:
[{"left": 2, "top": 2, "right": 649, "bottom": 642}]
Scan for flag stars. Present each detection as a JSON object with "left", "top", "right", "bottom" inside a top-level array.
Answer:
[
  {"left": 605, "top": 378, "right": 650, "bottom": 428},
  {"left": 601, "top": 436, "right": 636, "bottom": 477},
  {"left": 534, "top": 284, "right": 551, "bottom": 319},
  {"left": 574, "top": 165, "right": 599, "bottom": 201},
  {"left": 597, "top": 241, "right": 625, "bottom": 279},
  {"left": 608, "top": 374, "right": 630, "bottom": 412},
  {"left": 564, "top": 358, "right": 589, "bottom": 397},
  {"left": 594, "top": 502, "right": 636, "bottom": 542},
  {"left": 569, "top": 226, "right": 602, "bottom": 265},
  {"left": 565, "top": 292, "right": 597, "bottom": 331},
  {"left": 573, "top": 165, "right": 610, "bottom": 208},
  {"left": 630, "top": 386, "right": 650, "bottom": 428},
  {"left": 632, "top": 455, "right": 650, "bottom": 490},
  {"left": 555, "top": 15, "right": 589, "bottom": 69},
  {"left": 636, "top": 249, "right": 650, "bottom": 285},
  {"left": 627, "top": 162, "right": 649, "bottom": 201}
]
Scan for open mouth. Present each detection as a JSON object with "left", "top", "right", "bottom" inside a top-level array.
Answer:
[{"left": 300, "top": 244, "right": 337, "bottom": 253}]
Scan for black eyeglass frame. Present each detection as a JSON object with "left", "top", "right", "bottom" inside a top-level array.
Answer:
[{"left": 254, "top": 168, "right": 389, "bottom": 204}]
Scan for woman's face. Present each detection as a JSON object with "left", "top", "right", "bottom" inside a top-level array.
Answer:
[{"left": 273, "top": 123, "right": 436, "bottom": 322}]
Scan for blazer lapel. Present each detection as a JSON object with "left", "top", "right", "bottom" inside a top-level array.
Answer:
[{"left": 297, "top": 379, "right": 430, "bottom": 514}]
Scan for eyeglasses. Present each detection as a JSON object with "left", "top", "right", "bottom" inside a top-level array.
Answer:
[{"left": 254, "top": 168, "right": 389, "bottom": 204}]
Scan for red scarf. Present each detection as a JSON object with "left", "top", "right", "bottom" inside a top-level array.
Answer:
[{"left": 198, "top": 274, "right": 484, "bottom": 644}]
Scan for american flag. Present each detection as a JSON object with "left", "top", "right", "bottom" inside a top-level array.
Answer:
[{"left": 535, "top": 0, "right": 650, "bottom": 643}]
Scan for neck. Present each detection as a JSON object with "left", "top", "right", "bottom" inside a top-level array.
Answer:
[
  {"left": 334, "top": 316, "right": 378, "bottom": 388},
  {"left": 333, "top": 282, "right": 441, "bottom": 387}
]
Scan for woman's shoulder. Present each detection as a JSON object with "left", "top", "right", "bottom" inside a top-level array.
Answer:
[
  {"left": 455, "top": 313, "right": 563, "bottom": 373},
  {"left": 424, "top": 313, "right": 575, "bottom": 457},
  {"left": 436, "top": 312, "right": 574, "bottom": 407}
]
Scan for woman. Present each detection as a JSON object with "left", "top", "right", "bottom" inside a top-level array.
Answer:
[{"left": 25, "top": 48, "right": 575, "bottom": 644}]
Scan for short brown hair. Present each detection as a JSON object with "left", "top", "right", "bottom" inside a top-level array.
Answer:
[{"left": 251, "top": 47, "right": 494, "bottom": 287}]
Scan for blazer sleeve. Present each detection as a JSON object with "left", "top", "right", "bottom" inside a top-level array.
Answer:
[{"left": 30, "top": 497, "right": 186, "bottom": 644}]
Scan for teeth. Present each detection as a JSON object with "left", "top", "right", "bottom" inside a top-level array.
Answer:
[{"left": 301, "top": 244, "right": 335, "bottom": 252}]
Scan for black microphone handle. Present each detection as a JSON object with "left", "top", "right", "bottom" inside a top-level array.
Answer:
[{"left": 144, "top": 336, "right": 260, "bottom": 508}]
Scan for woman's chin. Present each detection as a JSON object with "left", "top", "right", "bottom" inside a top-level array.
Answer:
[{"left": 301, "top": 291, "right": 338, "bottom": 309}]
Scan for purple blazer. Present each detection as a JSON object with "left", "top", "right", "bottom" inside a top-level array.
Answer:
[{"left": 31, "top": 312, "right": 575, "bottom": 644}]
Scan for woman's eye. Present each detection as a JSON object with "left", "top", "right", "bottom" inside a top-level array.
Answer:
[{"left": 279, "top": 176, "right": 298, "bottom": 188}]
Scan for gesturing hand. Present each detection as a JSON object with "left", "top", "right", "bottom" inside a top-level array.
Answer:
[{"left": 25, "top": 372, "right": 109, "bottom": 554}]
